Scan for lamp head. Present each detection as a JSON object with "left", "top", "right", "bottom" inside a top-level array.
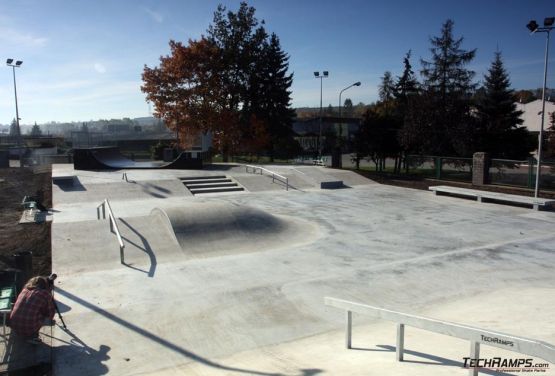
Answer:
[
  {"left": 354, "top": 82, "right": 361, "bottom": 86},
  {"left": 314, "top": 71, "right": 319, "bottom": 77},
  {"left": 527, "top": 20, "right": 539, "bottom": 32},
  {"left": 6, "top": 58, "right": 13, "bottom": 65},
  {"left": 323, "top": 71, "right": 329, "bottom": 77},
  {"left": 15, "top": 61, "right": 22, "bottom": 66},
  {"left": 545, "top": 17, "right": 555, "bottom": 27}
]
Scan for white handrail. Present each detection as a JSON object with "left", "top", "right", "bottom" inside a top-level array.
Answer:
[
  {"left": 325, "top": 297, "right": 555, "bottom": 376},
  {"left": 97, "top": 199, "right": 125, "bottom": 264},
  {"left": 245, "top": 164, "right": 289, "bottom": 191}
]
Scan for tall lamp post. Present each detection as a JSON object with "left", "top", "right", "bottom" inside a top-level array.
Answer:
[
  {"left": 338, "top": 81, "right": 361, "bottom": 141},
  {"left": 6, "top": 59, "right": 23, "bottom": 147},
  {"left": 526, "top": 17, "right": 554, "bottom": 198},
  {"left": 314, "top": 71, "right": 329, "bottom": 158}
]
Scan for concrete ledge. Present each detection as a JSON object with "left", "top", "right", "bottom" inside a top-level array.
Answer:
[
  {"left": 429, "top": 185, "right": 555, "bottom": 210},
  {"left": 320, "top": 180, "right": 343, "bottom": 189}
]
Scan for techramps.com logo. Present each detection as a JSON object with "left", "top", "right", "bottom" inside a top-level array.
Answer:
[{"left": 462, "top": 357, "right": 550, "bottom": 373}]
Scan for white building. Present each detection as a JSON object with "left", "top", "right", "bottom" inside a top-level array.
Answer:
[{"left": 515, "top": 99, "right": 555, "bottom": 133}]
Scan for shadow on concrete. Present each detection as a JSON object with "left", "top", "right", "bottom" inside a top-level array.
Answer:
[
  {"left": 53, "top": 299, "right": 72, "bottom": 314},
  {"left": 53, "top": 177, "right": 86, "bottom": 192},
  {"left": 47, "top": 327, "right": 110, "bottom": 375},
  {"left": 136, "top": 182, "right": 171, "bottom": 199},
  {"left": 54, "top": 288, "right": 323, "bottom": 376},
  {"left": 298, "top": 369, "right": 323, "bottom": 376},
  {"left": 1, "top": 329, "right": 51, "bottom": 373},
  {"left": 119, "top": 218, "right": 157, "bottom": 278},
  {"left": 203, "top": 164, "right": 242, "bottom": 171},
  {"left": 352, "top": 345, "right": 514, "bottom": 376}
]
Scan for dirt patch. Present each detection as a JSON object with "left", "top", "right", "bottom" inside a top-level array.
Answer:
[{"left": 0, "top": 167, "right": 52, "bottom": 277}]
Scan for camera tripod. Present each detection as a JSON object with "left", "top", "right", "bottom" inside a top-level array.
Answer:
[{"left": 48, "top": 273, "right": 67, "bottom": 330}]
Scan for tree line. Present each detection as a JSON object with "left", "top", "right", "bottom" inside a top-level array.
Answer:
[
  {"left": 141, "top": 4, "right": 550, "bottom": 166},
  {"left": 353, "top": 19, "right": 538, "bottom": 172}
]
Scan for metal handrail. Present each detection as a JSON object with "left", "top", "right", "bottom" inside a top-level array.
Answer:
[
  {"left": 97, "top": 199, "right": 125, "bottom": 264},
  {"left": 325, "top": 297, "right": 555, "bottom": 376},
  {"left": 245, "top": 164, "right": 289, "bottom": 191}
]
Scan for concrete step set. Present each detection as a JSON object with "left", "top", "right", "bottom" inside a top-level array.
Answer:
[{"left": 179, "top": 175, "right": 245, "bottom": 195}]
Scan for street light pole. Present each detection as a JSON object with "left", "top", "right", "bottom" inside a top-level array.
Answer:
[
  {"left": 6, "top": 59, "right": 23, "bottom": 147},
  {"left": 338, "top": 82, "right": 361, "bottom": 141},
  {"left": 314, "top": 71, "right": 329, "bottom": 158},
  {"left": 526, "top": 18, "right": 554, "bottom": 198}
]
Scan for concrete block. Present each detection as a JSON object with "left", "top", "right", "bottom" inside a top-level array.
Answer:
[{"left": 320, "top": 180, "right": 343, "bottom": 189}]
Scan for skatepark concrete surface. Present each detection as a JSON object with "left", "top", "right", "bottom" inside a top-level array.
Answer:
[{"left": 48, "top": 163, "right": 555, "bottom": 375}]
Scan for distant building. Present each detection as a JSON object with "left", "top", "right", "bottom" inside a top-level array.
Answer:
[
  {"left": 292, "top": 117, "right": 361, "bottom": 153},
  {"left": 515, "top": 99, "right": 555, "bottom": 133}
]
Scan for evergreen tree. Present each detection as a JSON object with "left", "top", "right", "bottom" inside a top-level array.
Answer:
[
  {"left": 378, "top": 71, "right": 395, "bottom": 104},
  {"left": 393, "top": 50, "right": 418, "bottom": 172},
  {"left": 420, "top": 19, "right": 476, "bottom": 100},
  {"left": 249, "top": 33, "right": 297, "bottom": 159},
  {"left": 546, "top": 111, "right": 555, "bottom": 159},
  {"left": 475, "top": 52, "right": 533, "bottom": 159},
  {"left": 394, "top": 50, "right": 419, "bottom": 103},
  {"left": 343, "top": 98, "right": 354, "bottom": 117},
  {"left": 9, "top": 119, "right": 18, "bottom": 136},
  {"left": 30, "top": 122, "right": 42, "bottom": 136},
  {"left": 402, "top": 19, "right": 477, "bottom": 156}
]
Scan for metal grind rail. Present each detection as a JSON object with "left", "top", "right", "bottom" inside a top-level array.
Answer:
[
  {"left": 245, "top": 164, "right": 289, "bottom": 190},
  {"left": 97, "top": 199, "right": 125, "bottom": 264},
  {"left": 325, "top": 297, "right": 555, "bottom": 376}
]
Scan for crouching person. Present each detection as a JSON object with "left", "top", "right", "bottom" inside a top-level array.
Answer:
[{"left": 10, "top": 276, "right": 55, "bottom": 344}]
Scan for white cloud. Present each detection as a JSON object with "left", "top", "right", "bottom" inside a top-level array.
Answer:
[
  {"left": 0, "top": 27, "right": 48, "bottom": 47},
  {"left": 142, "top": 7, "right": 163, "bottom": 23},
  {"left": 94, "top": 63, "right": 106, "bottom": 74}
]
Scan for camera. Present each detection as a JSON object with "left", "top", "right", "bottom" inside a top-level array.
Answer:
[{"left": 47, "top": 273, "right": 57, "bottom": 286}]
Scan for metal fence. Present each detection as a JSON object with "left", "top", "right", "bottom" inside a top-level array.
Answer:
[
  {"left": 406, "top": 155, "right": 473, "bottom": 182},
  {"left": 489, "top": 158, "right": 555, "bottom": 190}
]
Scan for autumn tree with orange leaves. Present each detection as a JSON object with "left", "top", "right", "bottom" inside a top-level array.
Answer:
[{"left": 142, "top": 2, "right": 297, "bottom": 161}]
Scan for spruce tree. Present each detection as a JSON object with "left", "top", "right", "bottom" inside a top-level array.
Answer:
[
  {"left": 405, "top": 19, "right": 477, "bottom": 156},
  {"left": 476, "top": 51, "right": 533, "bottom": 159},
  {"left": 9, "top": 119, "right": 18, "bottom": 136},
  {"left": 30, "top": 122, "right": 42, "bottom": 136},
  {"left": 378, "top": 72, "right": 395, "bottom": 103},
  {"left": 420, "top": 19, "right": 476, "bottom": 100},
  {"left": 343, "top": 98, "right": 354, "bottom": 117},
  {"left": 251, "top": 33, "right": 297, "bottom": 159},
  {"left": 394, "top": 50, "right": 418, "bottom": 103},
  {"left": 394, "top": 50, "right": 418, "bottom": 172}
]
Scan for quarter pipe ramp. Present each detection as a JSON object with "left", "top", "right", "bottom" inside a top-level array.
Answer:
[{"left": 73, "top": 147, "right": 202, "bottom": 170}]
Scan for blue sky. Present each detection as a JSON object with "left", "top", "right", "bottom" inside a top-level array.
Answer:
[{"left": 1, "top": 0, "right": 554, "bottom": 124}]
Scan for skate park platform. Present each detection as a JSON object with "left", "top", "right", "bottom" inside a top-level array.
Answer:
[{"left": 48, "top": 163, "right": 555, "bottom": 375}]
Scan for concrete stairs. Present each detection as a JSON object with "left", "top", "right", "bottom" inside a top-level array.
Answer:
[{"left": 180, "top": 175, "right": 245, "bottom": 195}]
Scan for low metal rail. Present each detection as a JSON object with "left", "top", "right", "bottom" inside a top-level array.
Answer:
[
  {"left": 97, "top": 199, "right": 125, "bottom": 264},
  {"left": 245, "top": 164, "right": 289, "bottom": 191},
  {"left": 325, "top": 297, "right": 555, "bottom": 376}
]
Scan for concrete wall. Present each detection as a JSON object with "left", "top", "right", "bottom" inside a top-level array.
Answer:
[{"left": 472, "top": 152, "right": 490, "bottom": 186}]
